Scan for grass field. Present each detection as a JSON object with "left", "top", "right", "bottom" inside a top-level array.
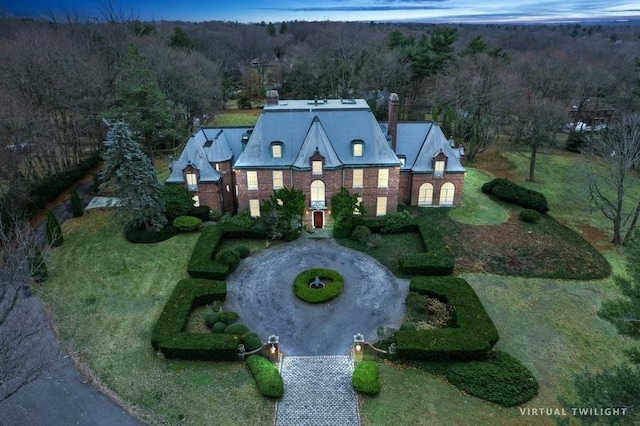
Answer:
[{"left": 36, "top": 130, "right": 638, "bottom": 425}]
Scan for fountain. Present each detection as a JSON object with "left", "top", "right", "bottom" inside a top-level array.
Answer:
[{"left": 309, "top": 276, "right": 326, "bottom": 289}]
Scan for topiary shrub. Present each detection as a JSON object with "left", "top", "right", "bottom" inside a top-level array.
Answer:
[
  {"left": 242, "top": 332, "right": 263, "bottom": 351},
  {"left": 125, "top": 223, "right": 177, "bottom": 243},
  {"left": 446, "top": 351, "right": 539, "bottom": 407},
  {"left": 211, "top": 322, "right": 227, "bottom": 333},
  {"left": 482, "top": 178, "right": 549, "bottom": 214},
  {"left": 217, "top": 249, "right": 241, "bottom": 272},
  {"left": 352, "top": 361, "right": 381, "bottom": 395},
  {"left": 70, "top": 189, "right": 84, "bottom": 218},
  {"left": 293, "top": 268, "right": 344, "bottom": 303},
  {"left": 351, "top": 225, "right": 371, "bottom": 243},
  {"left": 246, "top": 355, "right": 284, "bottom": 398},
  {"left": 234, "top": 245, "right": 250, "bottom": 259},
  {"left": 173, "top": 215, "right": 202, "bottom": 232},
  {"left": 380, "top": 210, "right": 414, "bottom": 234},
  {"left": 519, "top": 209, "right": 540, "bottom": 224},
  {"left": 223, "top": 323, "right": 250, "bottom": 335},
  {"left": 45, "top": 211, "right": 63, "bottom": 247},
  {"left": 161, "top": 184, "right": 194, "bottom": 220},
  {"left": 205, "top": 311, "right": 240, "bottom": 328}
]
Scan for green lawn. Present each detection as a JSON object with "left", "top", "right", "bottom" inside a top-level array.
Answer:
[
  {"left": 37, "top": 144, "right": 638, "bottom": 425},
  {"left": 211, "top": 110, "right": 260, "bottom": 127}
]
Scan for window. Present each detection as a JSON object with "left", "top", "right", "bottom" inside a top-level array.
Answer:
[
  {"left": 418, "top": 183, "right": 433, "bottom": 206},
  {"left": 186, "top": 173, "right": 198, "bottom": 191},
  {"left": 352, "top": 169, "right": 363, "bottom": 188},
  {"left": 376, "top": 196, "right": 387, "bottom": 216},
  {"left": 353, "top": 142, "right": 363, "bottom": 157},
  {"left": 312, "top": 160, "right": 323, "bottom": 175},
  {"left": 440, "top": 182, "right": 455, "bottom": 206},
  {"left": 378, "top": 168, "right": 389, "bottom": 188},
  {"left": 272, "top": 170, "right": 284, "bottom": 189},
  {"left": 271, "top": 143, "right": 282, "bottom": 158},
  {"left": 249, "top": 199, "right": 261, "bottom": 217},
  {"left": 310, "top": 180, "right": 325, "bottom": 203},
  {"left": 192, "top": 195, "right": 200, "bottom": 207},
  {"left": 215, "top": 163, "right": 221, "bottom": 172},
  {"left": 355, "top": 197, "right": 363, "bottom": 215},
  {"left": 247, "top": 171, "right": 258, "bottom": 190},
  {"left": 398, "top": 156, "right": 406, "bottom": 168},
  {"left": 434, "top": 160, "right": 445, "bottom": 178}
]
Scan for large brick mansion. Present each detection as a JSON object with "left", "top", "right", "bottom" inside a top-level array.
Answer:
[{"left": 167, "top": 91, "right": 465, "bottom": 229}]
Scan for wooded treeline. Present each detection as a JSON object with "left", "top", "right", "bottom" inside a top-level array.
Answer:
[{"left": 1, "top": 16, "right": 640, "bottom": 216}]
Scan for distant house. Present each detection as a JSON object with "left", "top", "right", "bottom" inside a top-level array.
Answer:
[{"left": 167, "top": 91, "right": 465, "bottom": 229}]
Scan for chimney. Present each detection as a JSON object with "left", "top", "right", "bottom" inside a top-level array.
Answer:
[
  {"left": 388, "top": 93, "right": 399, "bottom": 152},
  {"left": 266, "top": 89, "right": 279, "bottom": 105}
]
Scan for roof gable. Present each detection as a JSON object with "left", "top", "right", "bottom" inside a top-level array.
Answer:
[
  {"left": 292, "top": 116, "right": 342, "bottom": 170},
  {"left": 409, "top": 124, "right": 465, "bottom": 173}
]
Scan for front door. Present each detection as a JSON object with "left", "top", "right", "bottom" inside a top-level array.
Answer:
[{"left": 313, "top": 211, "right": 323, "bottom": 229}]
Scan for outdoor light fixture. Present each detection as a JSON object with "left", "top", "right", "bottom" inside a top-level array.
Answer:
[
  {"left": 353, "top": 333, "right": 365, "bottom": 361},
  {"left": 270, "top": 344, "right": 276, "bottom": 354},
  {"left": 267, "top": 335, "right": 279, "bottom": 362}
]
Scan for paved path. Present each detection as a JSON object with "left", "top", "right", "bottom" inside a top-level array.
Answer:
[{"left": 276, "top": 356, "right": 359, "bottom": 426}]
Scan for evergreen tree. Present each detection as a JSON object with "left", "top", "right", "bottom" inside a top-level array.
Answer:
[
  {"left": 28, "top": 243, "right": 48, "bottom": 282},
  {"left": 260, "top": 187, "right": 305, "bottom": 240},
  {"left": 70, "top": 188, "right": 84, "bottom": 217},
  {"left": 169, "top": 27, "right": 195, "bottom": 50},
  {"left": 102, "top": 121, "right": 167, "bottom": 232},
  {"left": 266, "top": 22, "right": 276, "bottom": 37},
  {"left": 160, "top": 184, "right": 194, "bottom": 220},
  {"left": 331, "top": 188, "right": 364, "bottom": 238},
  {"left": 45, "top": 211, "right": 63, "bottom": 247}
]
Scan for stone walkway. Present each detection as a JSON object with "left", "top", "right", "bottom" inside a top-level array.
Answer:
[{"left": 276, "top": 356, "right": 360, "bottom": 426}]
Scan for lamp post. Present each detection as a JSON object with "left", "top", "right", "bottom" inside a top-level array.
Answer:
[
  {"left": 267, "top": 335, "right": 279, "bottom": 362},
  {"left": 353, "top": 333, "right": 365, "bottom": 361}
]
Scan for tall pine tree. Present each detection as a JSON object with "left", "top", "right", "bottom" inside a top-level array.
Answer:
[{"left": 102, "top": 121, "right": 167, "bottom": 232}]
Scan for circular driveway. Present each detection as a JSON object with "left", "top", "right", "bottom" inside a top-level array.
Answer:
[{"left": 225, "top": 238, "right": 410, "bottom": 356}]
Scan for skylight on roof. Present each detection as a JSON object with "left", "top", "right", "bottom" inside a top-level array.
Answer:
[{"left": 341, "top": 99, "right": 356, "bottom": 104}]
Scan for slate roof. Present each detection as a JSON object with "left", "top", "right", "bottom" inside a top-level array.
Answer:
[
  {"left": 395, "top": 122, "right": 465, "bottom": 173},
  {"left": 233, "top": 99, "right": 401, "bottom": 169}
]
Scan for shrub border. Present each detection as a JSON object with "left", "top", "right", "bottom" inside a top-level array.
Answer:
[{"left": 293, "top": 268, "right": 344, "bottom": 303}]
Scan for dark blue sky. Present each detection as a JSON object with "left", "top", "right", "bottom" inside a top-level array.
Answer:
[{"left": 2, "top": 0, "right": 638, "bottom": 23}]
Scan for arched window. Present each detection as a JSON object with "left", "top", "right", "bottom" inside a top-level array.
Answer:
[
  {"left": 440, "top": 182, "right": 455, "bottom": 206},
  {"left": 310, "top": 180, "right": 325, "bottom": 203},
  {"left": 418, "top": 183, "right": 433, "bottom": 206}
]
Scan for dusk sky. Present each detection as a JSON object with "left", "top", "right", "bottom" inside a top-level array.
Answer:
[{"left": 2, "top": 0, "right": 639, "bottom": 24}]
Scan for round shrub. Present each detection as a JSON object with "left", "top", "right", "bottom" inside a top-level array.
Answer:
[
  {"left": 234, "top": 245, "right": 251, "bottom": 259},
  {"left": 211, "top": 322, "right": 227, "bottom": 333},
  {"left": 519, "top": 209, "right": 540, "bottom": 224},
  {"left": 242, "top": 332, "right": 263, "bottom": 351},
  {"left": 205, "top": 311, "right": 240, "bottom": 328},
  {"left": 217, "top": 249, "right": 241, "bottom": 272},
  {"left": 293, "top": 268, "right": 344, "bottom": 304},
  {"left": 351, "top": 225, "right": 371, "bottom": 243},
  {"left": 173, "top": 215, "right": 202, "bottom": 232},
  {"left": 352, "top": 361, "right": 381, "bottom": 395},
  {"left": 223, "top": 323, "right": 251, "bottom": 335},
  {"left": 445, "top": 351, "right": 539, "bottom": 407}
]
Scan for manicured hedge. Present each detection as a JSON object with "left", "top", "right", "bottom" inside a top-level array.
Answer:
[
  {"left": 173, "top": 215, "right": 202, "bottom": 232},
  {"left": 293, "top": 268, "right": 344, "bottom": 303},
  {"left": 352, "top": 361, "right": 381, "bottom": 395},
  {"left": 151, "top": 278, "right": 240, "bottom": 361},
  {"left": 187, "top": 225, "right": 267, "bottom": 279},
  {"left": 394, "top": 276, "right": 499, "bottom": 361},
  {"left": 482, "top": 178, "right": 549, "bottom": 214},
  {"left": 399, "top": 223, "right": 454, "bottom": 276},
  {"left": 246, "top": 355, "right": 284, "bottom": 398},
  {"left": 125, "top": 224, "right": 178, "bottom": 244},
  {"left": 519, "top": 209, "right": 540, "bottom": 224},
  {"left": 446, "top": 351, "right": 539, "bottom": 406},
  {"left": 189, "top": 205, "right": 211, "bottom": 221}
]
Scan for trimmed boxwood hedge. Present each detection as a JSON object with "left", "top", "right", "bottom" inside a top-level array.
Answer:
[
  {"left": 187, "top": 225, "right": 267, "bottom": 280},
  {"left": 394, "top": 276, "right": 499, "bottom": 361},
  {"left": 151, "top": 278, "right": 241, "bottom": 361},
  {"left": 352, "top": 361, "right": 381, "bottom": 395},
  {"left": 293, "top": 268, "right": 344, "bottom": 303},
  {"left": 398, "top": 223, "right": 454, "bottom": 276},
  {"left": 125, "top": 223, "right": 178, "bottom": 244},
  {"left": 173, "top": 215, "right": 202, "bottom": 232},
  {"left": 246, "top": 355, "right": 284, "bottom": 398},
  {"left": 446, "top": 351, "right": 539, "bottom": 406},
  {"left": 482, "top": 178, "right": 549, "bottom": 214}
]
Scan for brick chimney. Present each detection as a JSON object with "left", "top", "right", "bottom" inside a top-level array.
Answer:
[
  {"left": 266, "top": 89, "right": 279, "bottom": 105},
  {"left": 388, "top": 93, "right": 399, "bottom": 152}
]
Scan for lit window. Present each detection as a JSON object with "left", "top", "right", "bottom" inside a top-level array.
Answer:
[
  {"left": 249, "top": 199, "right": 261, "bottom": 217},
  {"left": 310, "top": 180, "right": 325, "bottom": 203},
  {"left": 226, "top": 185, "right": 230, "bottom": 192},
  {"left": 312, "top": 160, "right": 323, "bottom": 175},
  {"left": 352, "top": 169, "right": 363, "bottom": 188},
  {"left": 272, "top": 170, "right": 284, "bottom": 189},
  {"left": 186, "top": 173, "right": 198, "bottom": 191},
  {"left": 215, "top": 163, "right": 221, "bottom": 171},
  {"left": 399, "top": 156, "right": 406, "bottom": 168},
  {"left": 247, "top": 171, "right": 258, "bottom": 190},
  {"left": 353, "top": 142, "right": 363, "bottom": 157},
  {"left": 440, "top": 182, "right": 455, "bottom": 206},
  {"left": 355, "top": 197, "right": 363, "bottom": 215},
  {"left": 418, "top": 183, "right": 433, "bottom": 206},
  {"left": 376, "top": 196, "right": 387, "bottom": 216},
  {"left": 277, "top": 198, "right": 283, "bottom": 206},
  {"left": 272, "top": 143, "right": 282, "bottom": 158},
  {"left": 192, "top": 195, "right": 200, "bottom": 207},
  {"left": 378, "top": 168, "right": 389, "bottom": 188}
]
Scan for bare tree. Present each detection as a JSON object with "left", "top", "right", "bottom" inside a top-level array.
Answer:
[
  {"left": 583, "top": 113, "right": 640, "bottom": 245},
  {"left": 0, "top": 217, "right": 61, "bottom": 402}
]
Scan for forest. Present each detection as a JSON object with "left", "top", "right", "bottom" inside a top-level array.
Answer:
[{"left": 1, "top": 14, "right": 640, "bottom": 218}]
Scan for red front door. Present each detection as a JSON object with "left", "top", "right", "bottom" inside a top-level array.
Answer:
[{"left": 313, "top": 211, "right": 323, "bottom": 229}]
